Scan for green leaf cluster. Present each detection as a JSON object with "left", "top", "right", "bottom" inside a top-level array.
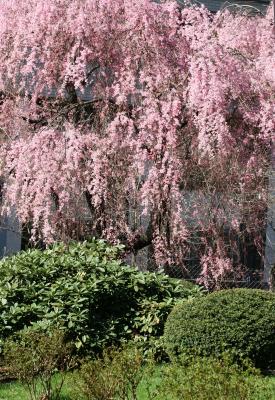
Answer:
[
  {"left": 163, "top": 288, "right": 275, "bottom": 368},
  {"left": 0, "top": 239, "right": 202, "bottom": 355}
]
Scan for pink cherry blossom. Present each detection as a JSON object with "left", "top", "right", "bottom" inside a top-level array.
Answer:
[{"left": 0, "top": 1, "right": 274, "bottom": 286}]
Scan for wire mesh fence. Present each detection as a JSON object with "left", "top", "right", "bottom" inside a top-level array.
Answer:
[
  {"left": 164, "top": 264, "right": 268, "bottom": 291},
  {"left": 0, "top": 217, "right": 271, "bottom": 291},
  {"left": 131, "top": 243, "right": 269, "bottom": 291}
]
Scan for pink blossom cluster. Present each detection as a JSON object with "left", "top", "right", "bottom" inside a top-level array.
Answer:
[{"left": 0, "top": 0, "right": 274, "bottom": 285}]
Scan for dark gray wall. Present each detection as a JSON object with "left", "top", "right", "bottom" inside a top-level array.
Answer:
[
  {"left": 176, "top": 0, "right": 271, "bottom": 12},
  {"left": 0, "top": 209, "right": 21, "bottom": 259}
]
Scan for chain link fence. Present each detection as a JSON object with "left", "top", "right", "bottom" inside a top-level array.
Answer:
[
  {"left": 131, "top": 242, "right": 269, "bottom": 291},
  {"left": 0, "top": 212, "right": 270, "bottom": 291},
  {"left": 164, "top": 263, "right": 268, "bottom": 291}
]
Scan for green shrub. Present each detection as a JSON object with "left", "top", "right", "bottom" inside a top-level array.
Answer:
[
  {"left": 163, "top": 288, "right": 275, "bottom": 368},
  {"left": 0, "top": 239, "right": 203, "bottom": 355},
  {"left": 4, "top": 327, "right": 74, "bottom": 400},
  {"left": 77, "top": 345, "right": 144, "bottom": 400},
  {"left": 151, "top": 355, "right": 273, "bottom": 400},
  {"left": 76, "top": 351, "right": 274, "bottom": 400}
]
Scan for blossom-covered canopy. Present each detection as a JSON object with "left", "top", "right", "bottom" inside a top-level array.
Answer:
[{"left": 0, "top": 0, "right": 274, "bottom": 286}]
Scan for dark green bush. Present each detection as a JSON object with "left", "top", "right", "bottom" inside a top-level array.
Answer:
[
  {"left": 163, "top": 288, "right": 275, "bottom": 368},
  {"left": 0, "top": 239, "right": 202, "bottom": 355}
]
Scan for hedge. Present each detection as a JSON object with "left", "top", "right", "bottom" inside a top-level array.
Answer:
[{"left": 163, "top": 288, "right": 275, "bottom": 368}]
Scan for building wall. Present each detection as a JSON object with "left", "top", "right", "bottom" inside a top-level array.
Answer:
[
  {"left": 199, "top": 0, "right": 270, "bottom": 13},
  {"left": 0, "top": 208, "right": 21, "bottom": 259},
  {"left": 264, "top": 142, "right": 275, "bottom": 287}
]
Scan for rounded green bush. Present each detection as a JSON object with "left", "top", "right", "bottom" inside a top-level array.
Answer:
[
  {"left": 163, "top": 288, "right": 275, "bottom": 368},
  {"left": 0, "top": 239, "right": 202, "bottom": 355}
]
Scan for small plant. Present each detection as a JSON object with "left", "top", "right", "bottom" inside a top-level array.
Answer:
[
  {"left": 4, "top": 327, "right": 75, "bottom": 400},
  {"left": 77, "top": 345, "right": 144, "bottom": 400},
  {"left": 151, "top": 354, "right": 273, "bottom": 400}
]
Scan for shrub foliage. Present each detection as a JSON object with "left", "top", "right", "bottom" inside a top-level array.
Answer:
[
  {"left": 4, "top": 327, "right": 74, "bottom": 400},
  {"left": 77, "top": 345, "right": 144, "bottom": 400},
  {"left": 0, "top": 240, "right": 201, "bottom": 354},
  {"left": 163, "top": 288, "right": 275, "bottom": 368},
  {"left": 152, "top": 355, "right": 273, "bottom": 400}
]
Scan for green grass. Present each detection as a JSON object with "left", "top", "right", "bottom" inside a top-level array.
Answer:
[
  {"left": 0, "top": 381, "right": 25, "bottom": 400},
  {"left": 0, "top": 374, "right": 77, "bottom": 400},
  {"left": 0, "top": 370, "right": 275, "bottom": 400}
]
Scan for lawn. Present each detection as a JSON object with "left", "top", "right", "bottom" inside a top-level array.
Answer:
[{"left": 0, "top": 374, "right": 76, "bottom": 400}]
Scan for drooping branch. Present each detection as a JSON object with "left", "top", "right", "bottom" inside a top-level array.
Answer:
[{"left": 0, "top": 0, "right": 273, "bottom": 287}]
